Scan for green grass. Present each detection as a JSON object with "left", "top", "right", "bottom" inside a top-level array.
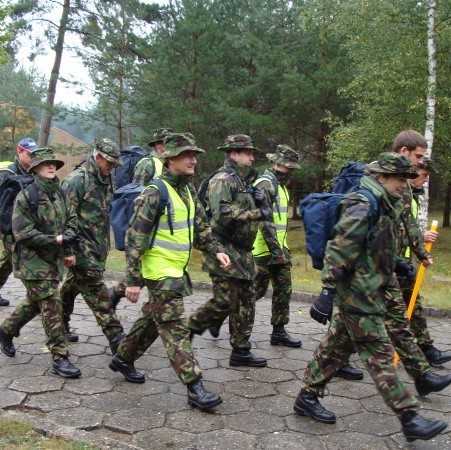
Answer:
[
  {"left": 0, "top": 418, "right": 98, "bottom": 449},
  {"left": 107, "top": 213, "right": 451, "bottom": 310}
]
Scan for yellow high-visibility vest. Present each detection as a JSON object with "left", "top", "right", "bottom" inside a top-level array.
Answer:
[{"left": 141, "top": 181, "right": 194, "bottom": 279}]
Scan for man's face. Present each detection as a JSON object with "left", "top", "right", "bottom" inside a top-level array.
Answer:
[
  {"left": 167, "top": 150, "right": 198, "bottom": 175},
  {"left": 95, "top": 153, "right": 117, "bottom": 175},
  {"left": 229, "top": 149, "right": 255, "bottom": 167},
  {"left": 380, "top": 175, "right": 408, "bottom": 197},
  {"left": 274, "top": 163, "right": 294, "bottom": 174},
  {"left": 17, "top": 148, "right": 33, "bottom": 170},
  {"left": 410, "top": 168, "right": 430, "bottom": 188},
  {"left": 399, "top": 146, "right": 426, "bottom": 167},
  {"left": 154, "top": 142, "right": 165, "bottom": 155},
  {"left": 34, "top": 162, "right": 57, "bottom": 179}
]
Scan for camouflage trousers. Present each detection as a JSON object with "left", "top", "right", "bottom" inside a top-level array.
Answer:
[
  {"left": 60, "top": 267, "right": 123, "bottom": 339},
  {"left": 384, "top": 294, "right": 430, "bottom": 379},
  {"left": 254, "top": 262, "right": 292, "bottom": 326},
  {"left": 0, "top": 240, "right": 13, "bottom": 290},
  {"left": 302, "top": 310, "right": 419, "bottom": 419},
  {"left": 117, "top": 285, "right": 202, "bottom": 385},
  {"left": 1, "top": 279, "right": 69, "bottom": 360},
  {"left": 188, "top": 274, "right": 255, "bottom": 350}
]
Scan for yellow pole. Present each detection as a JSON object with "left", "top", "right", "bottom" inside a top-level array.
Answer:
[{"left": 394, "top": 220, "right": 438, "bottom": 366}]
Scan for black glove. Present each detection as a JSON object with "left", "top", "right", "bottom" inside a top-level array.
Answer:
[
  {"left": 62, "top": 234, "right": 83, "bottom": 253},
  {"left": 252, "top": 187, "right": 265, "bottom": 206},
  {"left": 259, "top": 206, "right": 272, "bottom": 221},
  {"left": 395, "top": 259, "right": 416, "bottom": 284},
  {"left": 310, "top": 289, "right": 335, "bottom": 325}
]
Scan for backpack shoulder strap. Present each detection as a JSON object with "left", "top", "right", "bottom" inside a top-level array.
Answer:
[
  {"left": 23, "top": 182, "right": 40, "bottom": 222},
  {"left": 147, "top": 178, "right": 171, "bottom": 249}
]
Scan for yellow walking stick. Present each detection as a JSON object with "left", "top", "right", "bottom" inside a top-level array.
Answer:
[{"left": 394, "top": 220, "right": 439, "bottom": 366}]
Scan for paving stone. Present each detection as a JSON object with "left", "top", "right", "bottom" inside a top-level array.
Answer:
[
  {"left": 47, "top": 406, "right": 106, "bottom": 430},
  {"left": 342, "top": 411, "right": 401, "bottom": 436},
  {"left": 251, "top": 393, "right": 298, "bottom": 417},
  {"left": 63, "top": 377, "right": 116, "bottom": 395},
  {"left": 227, "top": 379, "right": 276, "bottom": 398},
  {"left": 114, "top": 379, "right": 168, "bottom": 396},
  {"left": 257, "top": 430, "right": 328, "bottom": 449},
  {"left": 81, "top": 391, "right": 142, "bottom": 412},
  {"left": 68, "top": 343, "right": 106, "bottom": 357},
  {"left": 105, "top": 407, "right": 165, "bottom": 433},
  {"left": 225, "top": 411, "right": 285, "bottom": 434},
  {"left": 135, "top": 392, "right": 190, "bottom": 413},
  {"left": 9, "top": 375, "right": 65, "bottom": 394},
  {"left": 166, "top": 409, "right": 226, "bottom": 433},
  {"left": 197, "top": 429, "right": 257, "bottom": 449},
  {"left": 0, "top": 389, "right": 27, "bottom": 408},
  {"left": 285, "top": 414, "right": 347, "bottom": 435},
  {"left": 24, "top": 390, "right": 81, "bottom": 412},
  {"left": 324, "top": 431, "right": 393, "bottom": 449},
  {"left": 245, "top": 367, "right": 294, "bottom": 383},
  {"left": 0, "top": 363, "right": 46, "bottom": 378},
  {"left": 133, "top": 428, "right": 198, "bottom": 449}
]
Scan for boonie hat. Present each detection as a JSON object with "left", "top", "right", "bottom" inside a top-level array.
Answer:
[
  {"left": 418, "top": 156, "right": 437, "bottom": 174},
  {"left": 159, "top": 133, "right": 205, "bottom": 158},
  {"left": 95, "top": 138, "right": 123, "bottom": 166},
  {"left": 28, "top": 148, "right": 64, "bottom": 172},
  {"left": 266, "top": 145, "right": 301, "bottom": 169},
  {"left": 367, "top": 153, "right": 418, "bottom": 179},
  {"left": 17, "top": 138, "right": 38, "bottom": 153},
  {"left": 217, "top": 134, "right": 261, "bottom": 153},
  {"left": 148, "top": 128, "right": 174, "bottom": 147}
]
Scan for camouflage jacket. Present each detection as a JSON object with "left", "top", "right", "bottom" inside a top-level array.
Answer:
[
  {"left": 399, "top": 184, "right": 429, "bottom": 262},
  {"left": 202, "top": 157, "right": 262, "bottom": 280},
  {"left": 12, "top": 174, "right": 77, "bottom": 281},
  {"left": 62, "top": 156, "right": 113, "bottom": 270},
  {"left": 133, "top": 156, "right": 158, "bottom": 186},
  {"left": 322, "top": 175, "right": 404, "bottom": 315},
  {"left": 125, "top": 167, "right": 226, "bottom": 295}
]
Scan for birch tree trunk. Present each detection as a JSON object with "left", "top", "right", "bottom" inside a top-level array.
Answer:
[{"left": 418, "top": 0, "right": 436, "bottom": 232}]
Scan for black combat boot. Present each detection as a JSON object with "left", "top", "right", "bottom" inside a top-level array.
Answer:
[
  {"left": 187, "top": 380, "right": 222, "bottom": 411},
  {"left": 414, "top": 371, "right": 451, "bottom": 396},
  {"left": 108, "top": 331, "right": 127, "bottom": 354},
  {"left": 109, "top": 354, "right": 145, "bottom": 383},
  {"left": 421, "top": 344, "right": 451, "bottom": 366},
  {"left": 293, "top": 392, "right": 336, "bottom": 424},
  {"left": 0, "top": 327, "right": 15, "bottom": 357},
  {"left": 270, "top": 325, "right": 302, "bottom": 348},
  {"left": 230, "top": 349, "right": 267, "bottom": 367},
  {"left": 64, "top": 322, "right": 79, "bottom": 343},
  {"left": 52, "top": 357, "right": 81, "bottom": 378},
  {"left": 108, "top": 286, "right": 122, "bottom": 311},
  {"left": 0, "top": 294, "right": 10, "bottom": 306},
  {"left": 401, "top": 411, "right": 447, "bottom": 442},
  {"left": 334, "top": 364, "right": 364, "bottom": 381},
  {"left": 208, "top": 324, "right": 221, "bottom": 338}
]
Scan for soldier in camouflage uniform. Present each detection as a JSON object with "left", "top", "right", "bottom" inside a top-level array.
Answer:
[
  {"left": 0, "top": 148, "right": 81, "bottom": 378},
  {"left": 188, "top": 134, "right": 271, "bottom": 367},
  {"left": 0, "top": 138, "right": 39, "bottom": 307},
  {"left": 109, "top": 133, "right": 230, "bottom": 412},
  {"left": 60, "top": 139, "right": 126, "bottom": 352},
  {"left": 109, "top": 128, "right": 173, "bottom": 308},
  {"left": 251, "top": 145, "right": 303, "bottom": 348},
  {"left": 293, "top": 153, "right": 448, "bottom": 442},
  {"left": 393, "top": 130, "right": 451, "bottom": 366}
]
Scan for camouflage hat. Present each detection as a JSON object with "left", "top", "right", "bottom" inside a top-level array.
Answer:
[
  {"left": 17, "top": 138, "right": 38, "bottom": 153},
  {"left": 367, "top": 152, "right": 418, "bottom": 179},
  {"left": 217, "top": 134, "right": 261, "bottom": 152},
  {"left": 266, "top": 145, "right": 301, "bottom": 169},
  {"left": 418, "top": 156, "right": 437, "bottom": 174},
  {"left": 94, "top": 138, "right": 123, "bottom": 166},
  {"left": 28, "top": 148, "right": 64, "bottom": 172},
  {"left": 148, "top": 128, "right": 174, "bottom": 147},
  {"left": 159, "top": 133, "right": 205, "bottom": 158}
]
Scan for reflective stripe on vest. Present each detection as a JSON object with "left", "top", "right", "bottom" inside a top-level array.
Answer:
[
  {"left": 252, "top": 179, "right": 289, "bottom": 257},
  {"left": 404, "top": 197, "right": 418, "bottom": 259},
  {"left": 141, "top": 181, "right": 194, "bottom": 279}
]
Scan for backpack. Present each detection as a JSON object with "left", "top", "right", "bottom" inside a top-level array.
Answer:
[
  {"left": 0, "top": 171, "right": 39, "bottom": 236},
  {"left": 110, "top": 179, "right": 170, "bottom": 251},
  {"left": 300, "top": 162, "right": 380, "bottom": 270},
  {"left": 114, "top": 146, "right": 148, "bottom": 189}
]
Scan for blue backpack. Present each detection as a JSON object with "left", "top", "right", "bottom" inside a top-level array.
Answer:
[
  {"left": 300, "top": 162, "right": 380, "bottom": 270},
  {"left": 110, "top": 179, "right": 170, "bottom": 251},
  {"left": 114, "top": 146, "right": 148, "bottom": 189}
]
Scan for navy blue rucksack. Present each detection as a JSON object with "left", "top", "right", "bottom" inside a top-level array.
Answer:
[
  {"left": 114, "top": 146, "right": 148, "bottom": 189},
  {"left": 110, "top": 179, "right": 170, "bottom": 251},
  {"left": 300, "top": 162, "right": 380, "bottom": 270}
]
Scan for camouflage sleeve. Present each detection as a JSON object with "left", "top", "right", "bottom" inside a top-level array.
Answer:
[
  {"left": 133, "top": 157, "right": 155, "bottom": 185},
  {"left": 12, "top": 192, "right": 55, "bottom": 246},
  {"left": 60, "top": 191, "right": 78, "bottom": 256},
  {"left": 61, "top": 169, "right": 86, "bottom": 213},
  {"left": 256, "top": 179, "right": 284, "bottom": 257},
  {"left": 209, "top": 174, "right": 262, "bottom": 226},
  {"left": 321, "top": 196, "right": 370, "bottom": 289},
  {"left": 191, "top": 187, "right": 226, "bottom": 255},
  {"left": 125, "top": 186, "right": 159, "bottom": 286}
]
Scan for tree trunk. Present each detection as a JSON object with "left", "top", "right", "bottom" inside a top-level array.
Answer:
[
  {"left": 38, "top": 0, "right": 70, "bottom": 147},
  {"left": 443, "top": 182, "right": 451, "bottom": 228},
  {"left": 418, "top": 0, "right": 437, "bottom": 232}
]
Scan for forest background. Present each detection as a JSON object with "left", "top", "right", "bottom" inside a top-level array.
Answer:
[{"left": 0, "top": 0, "right": 450, "bottom": 306}]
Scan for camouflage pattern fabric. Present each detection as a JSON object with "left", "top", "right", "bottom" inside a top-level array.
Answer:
[
  {"left": 254, "top": 261, "right": 292, "bottom": 326},
  {"left": 133, "top": 156, "right": 158, "bottom": 186},
  {"left": 60, "top": 267, "right": 123, "bottom": 339},
  {"left": 117, "top": 285, "right": 202, "bottom": 385},
  {"left": 302, "top": 310, "right": 419, "bottom": 419},
  {"left": 12, "top": 175, "right": 77, "bottom": 280},
  {"left": 61, "top": 156, "right": 114, "bottom": 271},
  {"left": 189, "top": 274, "right": 255, "bottom": 350},
  {"left": 1, "top": 279, "right": 69, "bottom": 360},
  {"left": 0, "top": 241, "right": 13, "bottom": 290}
]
